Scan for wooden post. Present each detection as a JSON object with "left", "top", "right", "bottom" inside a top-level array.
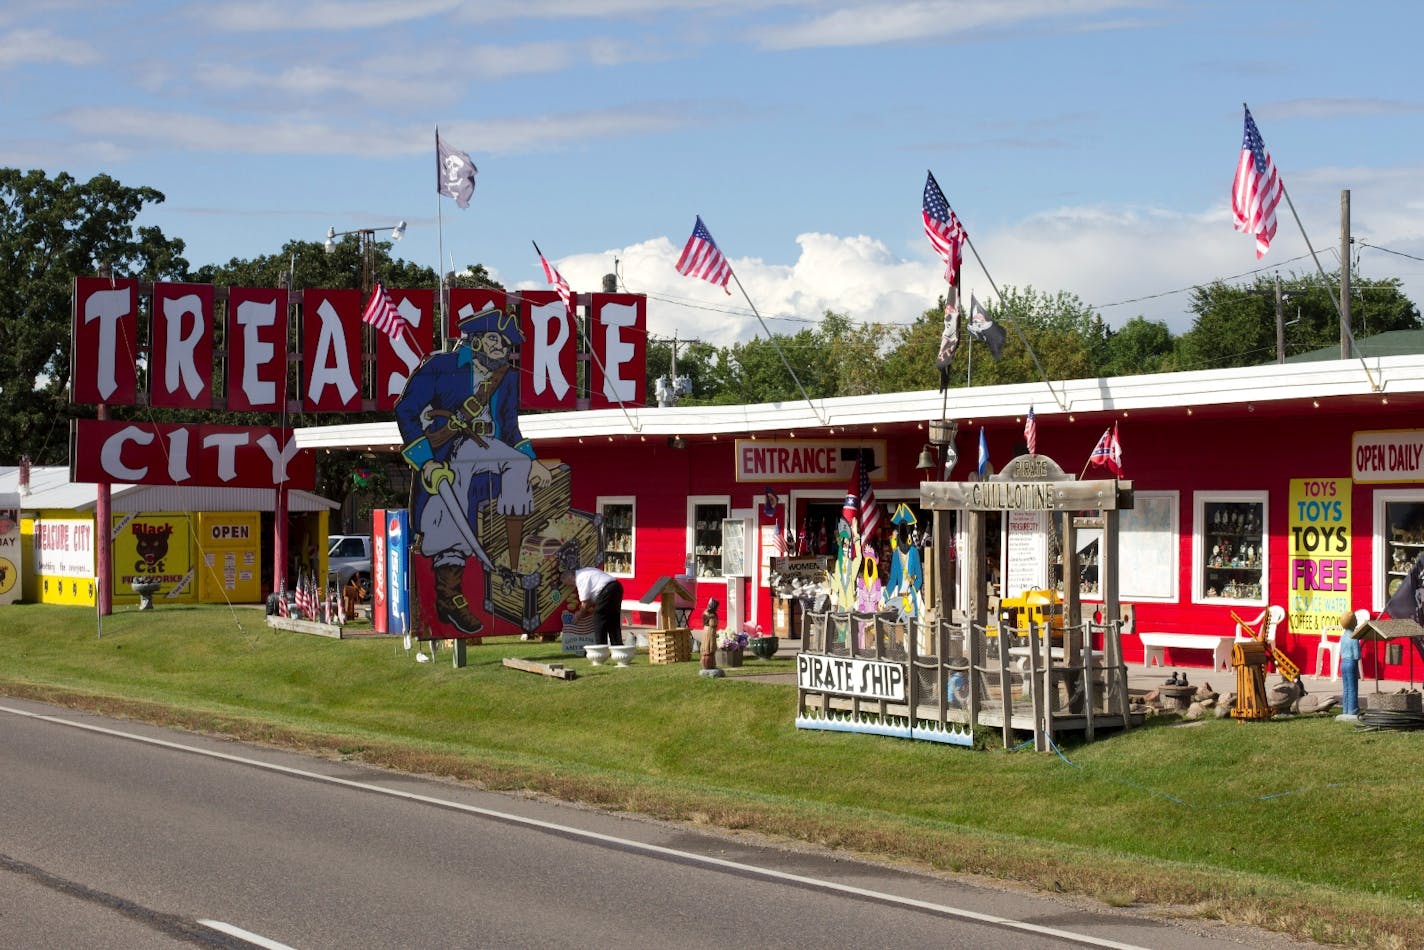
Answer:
[
  {"left": 1340, "top": 189, "right": 1351, "bottom": 360},
  {"left": 274, "top": 485, "right": 289, "bottom": 597},
  {"left": 1103, "top": 508, "right": 1131, "bottom": 727},
  {"left": 95, "top": 405, "right": 112, "bottom": 618}
]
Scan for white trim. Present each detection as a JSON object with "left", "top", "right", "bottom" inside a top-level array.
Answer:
[
  {"left": 292, "top": 355, "right": 1424, "bottom": 452},
  {"left": 1071, "top": 490, "right": 1179, "bottom": 604},
  {"left": 1372, "top": 489, "right": 1424, "bottom": 614},
  {"left": 596, "top": 495, "right": 635, "bottom": 578},
  {"left": 687, "top": 496, "right": 730, "bottom": 585},
  {"left": 1193, "top": 491, "right": 1268, "bottom": 607}
]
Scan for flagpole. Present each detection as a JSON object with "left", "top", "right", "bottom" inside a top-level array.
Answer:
[
  {"left": 966, "top": 290, "right": 975, "bottom": 388},
  {"left": 534, "top": 241, "right": 643, "bottom": 434},
  {"left": 1271, "top": 174, "right": 1380, "bottom": 393},
  {"left": 959, "top": 237, "right": 1067, "bottom": 411},
  {"left": 726, "top": 266, "right": 827, "bottom": 426},
  {"left": 436, "top": 127, "right": 448, "bottom": 352}
]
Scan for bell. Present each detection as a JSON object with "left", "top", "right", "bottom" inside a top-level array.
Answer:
[{"left": 915, "top": 445, "right": 938, "bottom": 471}]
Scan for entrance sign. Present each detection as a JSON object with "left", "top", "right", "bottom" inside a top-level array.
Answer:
[{"left": 734, "top": 439, "right": 888, "bottom": 483}]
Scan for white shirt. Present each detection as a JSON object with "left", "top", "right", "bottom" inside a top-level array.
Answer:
[{"left": 574, "top": 567, "right": 615, "bottom": 602}]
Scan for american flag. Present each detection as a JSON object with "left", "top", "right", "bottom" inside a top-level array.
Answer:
[
  {"left": 922, "top": 170, "right": 966, "bottom": 285},
  {"left": 675, "top": 215, "right": 732, "bottom": 293},
  {"left": 1024, "top": 405, "right": 1037, "bottom": 455},
  {"left": 773, "top": 514, "right": 787, "bottom": 557},
  {"left": 1088, "top": 423, "right": 1123, "bottom": 477},
  {"left": 1231, "top": 105, "right": 1284, "bottom": 259},
  {"left": 534, "top": 241, "right": 574, "bottom": 314},
  {"left": 858, "top": 458, "right": 880, "bottom": 541},
  {"left": 361, "top": 281, "right": 405, "bottom": 341}
]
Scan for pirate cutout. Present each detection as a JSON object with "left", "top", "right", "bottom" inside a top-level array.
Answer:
[
  {"left": 396, "top": 306, "right": 557, "bottom": 636},
  {"left": 885, "top": 503, "right": 925, "bottom": 619}
]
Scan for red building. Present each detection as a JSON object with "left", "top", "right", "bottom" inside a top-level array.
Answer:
[{"left": 299, "top": 354, "right": 1424, "bottom": 679}]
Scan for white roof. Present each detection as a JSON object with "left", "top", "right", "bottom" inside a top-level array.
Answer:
[
  {"left": 0, "top": 467, "right": 338, "bottom": 513},
  {"left": 291, "top": 354, "right": 1415, "bottom": 452}
]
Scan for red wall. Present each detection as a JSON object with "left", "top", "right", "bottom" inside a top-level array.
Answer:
[{"left": 544, "top": 403, "right": 1423, "bottom": 677}]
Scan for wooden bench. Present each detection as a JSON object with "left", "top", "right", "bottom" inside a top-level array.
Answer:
[{"left": 1137, "top": 632, "right": 1233, "bottom": 671}]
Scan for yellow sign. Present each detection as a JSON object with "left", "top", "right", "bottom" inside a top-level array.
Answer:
[
  {"left": 1287, "top": 478, "right": 1351, "bottom": 635},
  {"left": 197, "top": 512, "right": 261, "bottom": 603},
  {"left": 113, "top": 513, "right": 195, "bottom": 603}
]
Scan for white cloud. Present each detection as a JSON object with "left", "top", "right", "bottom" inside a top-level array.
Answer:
[
  {"left": 0, "top": 27, "right": 98, "bottom": 67},
  {"left": 199, "top": 0, "right": 464, "bottom": 32},
  {"left": 54, "top": 104, "right": 692, "bottom": 157},
  {"left": 516, "top": 165, "right": 1424, "bottom": 353},
  {"left": 756, "top": 0, "right": 1160, "bottom": 50}
]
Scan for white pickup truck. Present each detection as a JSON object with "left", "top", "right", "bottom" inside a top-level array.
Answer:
[{"left": 327, "top": 535, "right": 373, "bottom": 598}]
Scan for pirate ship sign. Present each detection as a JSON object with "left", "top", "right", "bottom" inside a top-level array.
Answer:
[
  {"left": 796, "top": 452, "right": 1143, "bottom": 751},
  {"left": 395, "top": 306, "right": 600, "bottom": 640}
]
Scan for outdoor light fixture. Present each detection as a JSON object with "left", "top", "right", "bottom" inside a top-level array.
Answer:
[
  {"left": 324, "top": 221, "right": 408, "bottom": 255},
  {"left": 668, "top": 436, "right": 687, "bottom": 449},
  {"left": 322, "top": 221, "right": 409, "bottom": 292}
]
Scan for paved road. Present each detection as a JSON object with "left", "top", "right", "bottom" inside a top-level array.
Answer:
[{"left": 0, "top": 695, "right": 1308, "bottom": 949}]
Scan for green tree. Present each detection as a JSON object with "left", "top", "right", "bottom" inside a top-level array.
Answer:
[
  {"left": 1102, "top": 316, "right": 1174, "bottom": 377},
  {"left": 0, "top": 169, "right": 191, "bottom": 464},
  {"left": 1171, "top": 272, "right": 1420, "bottom": 370}
]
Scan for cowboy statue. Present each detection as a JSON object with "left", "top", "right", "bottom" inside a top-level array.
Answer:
[{"left": 396, "top": 306, "right": 555, "bottom": 635}]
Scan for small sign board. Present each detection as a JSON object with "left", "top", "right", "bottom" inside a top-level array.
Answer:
[
  {"left": 796, "top": 653, "right": 906, "bottom": 701},
  {"left": 561, "top": 611, "right": 597, "bottom": 654}
]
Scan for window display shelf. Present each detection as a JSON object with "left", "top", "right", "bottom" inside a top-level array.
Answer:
[{"left": 598, "top": 498, "right": 634, "bottom": 577}]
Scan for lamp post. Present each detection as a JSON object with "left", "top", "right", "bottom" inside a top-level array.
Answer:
[{"left": 324, "top": 221, "right": 406, "bottom": 293}]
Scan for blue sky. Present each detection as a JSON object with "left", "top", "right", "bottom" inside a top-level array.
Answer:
[{"left": 6, "top": 0, "right": 1424, "bottom": 347}]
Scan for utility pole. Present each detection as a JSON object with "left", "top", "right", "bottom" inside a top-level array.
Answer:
[
  {"left": 1340, "top": 189, "right": 1351, "bottom": 359},
  {"left": 1274, "top": 275, "right": 1285, "bottom": 364}
]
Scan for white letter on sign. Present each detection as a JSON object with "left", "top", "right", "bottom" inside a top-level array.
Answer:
[
  {"left": 162, "top": 293, "right": 205, "bottom": 400},
  {"left": 203, "top": 431, "right": 250, "bottom": 483},
  {"left": 101, "top": 425, "right": 153, "bottom": 481},
  {"left": 84, "top": 288, "right": 131, "bottom": 401},
  {"left": 529, "top": 300, "right": 571, "bottom": 399},
  {"left": 236, "top": 298, "right": 277, "bottom": 407},
  {"left": 308, "top": 298, "right": 358, "bottom": 406},
  {"left": 599, "top": 301, "right": 637, "bottom": 402},
  {"left": 256, "top": 432, "right": 300, "bottom": 484}
]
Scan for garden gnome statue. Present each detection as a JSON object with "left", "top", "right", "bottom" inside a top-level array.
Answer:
[
  {"left": 700, "top": 598, "right": 723, "bottom": 677},
  {"left": 1338, "top": 608, "right": 1363, "bottom": 718}
]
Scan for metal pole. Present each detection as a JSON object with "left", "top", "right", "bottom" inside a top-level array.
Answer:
[
  {"left": 727, "top": 267, "right": 826, "bottom": 425},
  {"left": 1340, "top": 189, "right": 1351, "bottom": 360},
  {"left": 1275, "top": 275, "right": 1285, "bottom": 364},
  {"left": 1277, "top": 182, "right": 1378, "bottom": 391}
]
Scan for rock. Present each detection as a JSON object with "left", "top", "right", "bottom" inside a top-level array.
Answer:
[
  {"left": 1306, "top": 695, "right": 1339, "bottom": 713},
  {"left": 1214, "top": 703, "right": 1232, "bottom": 719},
  {"left": 1143, "top": 689, "right": 1159, "bottom": 703},
  {"left": 1183, "top": 702, "right": 1205, "bottom": 720}
]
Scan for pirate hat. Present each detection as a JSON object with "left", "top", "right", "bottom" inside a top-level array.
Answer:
[{"left": 458, "top": 306, "right": 524, "bottom": 343}]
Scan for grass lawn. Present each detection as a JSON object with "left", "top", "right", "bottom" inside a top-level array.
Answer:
[{"left": 2, "top": 603, "right": 1420, "bottom": 948}]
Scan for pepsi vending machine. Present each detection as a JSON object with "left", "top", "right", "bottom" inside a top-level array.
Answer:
[
  {"left": 371, "top": 508, "right": 388, "bottom": 634},
  {"left": 385, "top": 509, "right": 410, "bottom": 635}
]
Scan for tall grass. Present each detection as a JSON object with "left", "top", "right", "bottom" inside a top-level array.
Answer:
[{"left": 3, "top": 604, "right": 1419, "bottom": 948}]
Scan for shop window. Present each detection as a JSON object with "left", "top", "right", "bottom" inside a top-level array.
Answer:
[
  {"left": 1058, "top": 492, "right": 1179, "bottom": 602},
  {"left": 1194, "top": 493, "right": 1267, "bottom": 604},
  {"left": 1373, "top": 491, "right": 1424, "bottom": 612},
  {"left": 598, "top": 497, "right": 634, "bottom": 577},
  {"left": 689, "top": 498, "right": 729, "bottom": 581}
]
